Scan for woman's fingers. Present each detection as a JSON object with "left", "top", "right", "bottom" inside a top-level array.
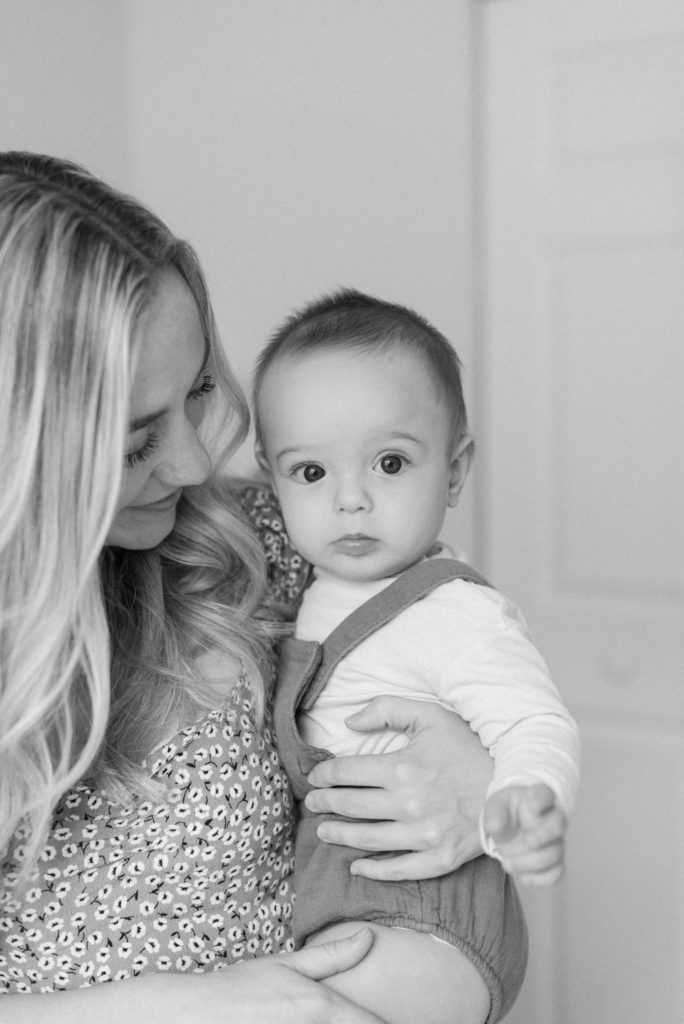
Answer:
[
  {"left": 343, "top": 694, "right": 425, "bottom": 732},
  {"left": 305, "top": 785, "right": 396, "bottom": 820},
  {"left": 308, "top": 752, "right": 393, "bottom": 790},
  {"left": 314, "top": 818, "right": 408, "bottom": 852},
  {"left": 307, "top": 750, "right": 440, "bottom": 820},
  {"left": 349, "top": 849, "right": 461, "bottom": 882},
  {"left": 307, "top": 696, "right": 456, "bottom": 790},
  {"left": 281, "top": 927, "right": 375, "bottom": 981},
  {"left": 313, "top": 816, "right": 475, "bottom": 877},
  {"left": 306, "top": 698, "right": 491, "bottom": 876}
]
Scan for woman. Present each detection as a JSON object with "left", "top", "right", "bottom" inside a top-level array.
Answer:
[{"left": 0, "top": 152, "right": 505, "bottom": 1022}]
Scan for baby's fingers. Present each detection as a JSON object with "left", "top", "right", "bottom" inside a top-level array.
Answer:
[
  {"left": 500, "top": 837, "right": 565, "bottom": 885},
  {"left": 482, "top": 790, "right": 519, "bottom": 845},
  {"left": 522, "top": 804, "right": 566, "bottom": 851},
  {"left": 521, "top": 783, "right": 557, "bottom": 820},
  {"left": 516, "top": 862, "right": 565, "bottom": 887}
]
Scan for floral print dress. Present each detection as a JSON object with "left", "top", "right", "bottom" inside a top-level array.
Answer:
[{"left": 0, "top": 484, "right": 308, "bottom": 994}]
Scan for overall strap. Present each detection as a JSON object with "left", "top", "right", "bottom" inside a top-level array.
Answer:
[{"left": 299, "top": 559, "right": 491, "bottom": 711}]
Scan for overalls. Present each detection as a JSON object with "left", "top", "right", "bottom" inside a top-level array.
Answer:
[{"left": 274, "top": 559, "right": 528, "bottom": 1023}]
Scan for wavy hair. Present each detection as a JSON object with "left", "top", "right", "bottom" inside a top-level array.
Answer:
[{"left": 0, "top": 153, "right": 274, "bottom": 872}]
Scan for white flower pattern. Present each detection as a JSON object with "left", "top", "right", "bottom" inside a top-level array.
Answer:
[{"left": 0, "top": 687, "right": 295, "bottom": 993}]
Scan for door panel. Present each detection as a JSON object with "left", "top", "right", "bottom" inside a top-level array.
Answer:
[{"left": 479, "top": 3, "right": 684, "bottom": 1020}]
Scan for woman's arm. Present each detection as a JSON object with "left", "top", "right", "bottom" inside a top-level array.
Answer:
[
  {"left": 0, "top": 931, "right": 386, "bottom": 1024},
  {"left": 304, "top": 697, "right": 493, "bottom": 880}
]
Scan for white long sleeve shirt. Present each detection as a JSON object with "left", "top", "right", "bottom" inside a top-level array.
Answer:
[{"left": 295, "top": 566, "right": 580, "bottom": 819}]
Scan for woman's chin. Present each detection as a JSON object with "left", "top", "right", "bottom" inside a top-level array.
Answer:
[{"left": 106, "top": 506, "right": 177, "bottom": 550}]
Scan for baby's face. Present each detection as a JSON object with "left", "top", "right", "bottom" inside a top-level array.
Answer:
[{"left": 258, "top": 346, "right": 469, "bottom": 583}]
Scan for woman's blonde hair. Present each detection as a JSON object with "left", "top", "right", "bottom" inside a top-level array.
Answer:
[{"left": 0, "top": 153, "right": 274, "bottom": 873}]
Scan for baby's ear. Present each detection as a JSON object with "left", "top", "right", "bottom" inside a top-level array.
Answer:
[{"left": 447, "top": 433, "right": 474, "bottom": 507}]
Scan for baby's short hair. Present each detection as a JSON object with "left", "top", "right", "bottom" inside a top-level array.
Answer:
[{"left": 254, "top": 288, "right": 468, "bottom": 446}]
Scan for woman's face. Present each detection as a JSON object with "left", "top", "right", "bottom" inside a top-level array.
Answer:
[{"left": 107, "top": 267, "right": 214, "bottom": 550}]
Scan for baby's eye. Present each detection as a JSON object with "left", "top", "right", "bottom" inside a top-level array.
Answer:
[
  {"left": 375, "top": 454, "right": 407, "bottom": 475},
  {"left": 292, "top": 463, "right": 326, "bottom": 484}
]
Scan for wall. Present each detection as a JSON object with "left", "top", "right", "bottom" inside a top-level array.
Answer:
[
  {"left": 0, "top": 0, "right": 129, "bottom": 184},
  {"left": 0, "top": 0, "right": 476, "bottom": 553},
  {"left": 483, "top": 4, "right": 684, "bottom": 1021},
  {"left": 121, "top": 0, "right": 476, "bottom": 549}
]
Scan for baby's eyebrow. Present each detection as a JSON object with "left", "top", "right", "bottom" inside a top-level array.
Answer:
[
  {"left": 274, "top": 446, "right": 305, "bottom": 461},
  {"left": 385, "top": 432, "right": 424, "bottom": 445}
]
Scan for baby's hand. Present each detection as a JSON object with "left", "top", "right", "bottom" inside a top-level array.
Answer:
[{"left": 482, "top": 783, "right": 567, "bottom": 886}]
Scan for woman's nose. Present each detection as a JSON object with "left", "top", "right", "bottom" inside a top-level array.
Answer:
[{"left": 155, "top": 417, "right": 211, "bottom": 488}]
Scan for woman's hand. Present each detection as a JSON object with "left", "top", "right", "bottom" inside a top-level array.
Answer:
[
  {"left": 4, "top": 929, "right": 387, "bottom": 1024},
  {"left": 304, "top": 696, "right": 493, "bottom": 881},
  {"left": 202, "top": 929, "right": 388, "bottom": 1023}
]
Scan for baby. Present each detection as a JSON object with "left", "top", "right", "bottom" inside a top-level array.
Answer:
[{"left": 253, "top": 288, "right": 580, "bottom": 1024}]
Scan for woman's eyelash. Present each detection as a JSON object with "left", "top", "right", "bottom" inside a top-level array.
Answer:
[
  {"left": 188, "top": 371, "right": 217, "bottom": 400},
  {"left": 124, "top": 430, "right": 160, "bottom": 469}
]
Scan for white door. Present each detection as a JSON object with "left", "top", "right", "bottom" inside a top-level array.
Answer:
[{"left": 478, "top": 2, "right": 684, "bottom": 1021}]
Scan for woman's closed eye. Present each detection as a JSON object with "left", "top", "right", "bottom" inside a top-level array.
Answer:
[
  {"left": 123, "top": 371, "right": 216, "bottom": 469},
  {"left": 124, "top": 430, "right": 161, "bottom": 468},
  {"left": 188, "top": 371, "right": 216, "bottom": 401}
]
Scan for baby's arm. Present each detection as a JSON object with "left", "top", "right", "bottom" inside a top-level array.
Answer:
[{"left": 434, "top": 585, "right": 580, "bottom": 883}]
